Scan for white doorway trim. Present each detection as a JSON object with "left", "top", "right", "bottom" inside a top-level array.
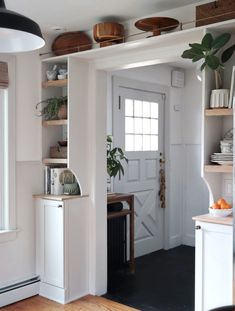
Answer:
[{"left": 76, "top": 28, "right": 203, "bottom": 296}]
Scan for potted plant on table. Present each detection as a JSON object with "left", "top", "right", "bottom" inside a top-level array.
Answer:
[
  {"left": 181, "top": 33, "right": 235, "bottom": 108},
  {"left": 36, "top": 95, "right": 67, "bottom": 120},
  {"left": 107, "top": 135, "right": 128, "bottom": 193}
]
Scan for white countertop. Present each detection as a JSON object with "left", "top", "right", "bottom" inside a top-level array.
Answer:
[{"left": 192, "top": 214, "right": 233, "bottom": 226}]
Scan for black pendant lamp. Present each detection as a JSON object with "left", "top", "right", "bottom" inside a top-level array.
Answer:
[{"left": 0, "top": 0, "right": 45, "bottom": 53}]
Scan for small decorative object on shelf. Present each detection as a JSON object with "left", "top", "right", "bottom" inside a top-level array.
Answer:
[
  {"left": 93, "top": 22, "right": 124, "bottom": 47},
  {"left": 221, "top": 128, "right": 233, "bottom": 153},
  {"left": 182, "top": 33, "right": 235, "bottom": 100},
  {"left": 36, "top": 96, "right": 67, "bottom": 120},
  {"left": 52, "top": 31, "right": 92, "bottom": 56},
  {"left": 46, "top": 64, "right": 57, "bottom": 81},
  {"left": 45, "top": 168, "right": 80, "bottom": 195},
  {"left": 135, "top": 17, "right": 179, "bottom": 37},
  {"left": 210, "top": 89, "right": 229, "bottom": 108},
  {"left": 50, "top": 145, "right": 67, "bottom": 159},
  {"left": 210, "top": 129, "right": 233, "bottom": 165}
]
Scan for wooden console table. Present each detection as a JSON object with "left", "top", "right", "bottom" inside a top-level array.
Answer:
[{"left": 107, "top": 193, "right": 135, "bottom": 273}]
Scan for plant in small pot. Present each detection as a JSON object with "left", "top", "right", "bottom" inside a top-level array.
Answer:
[
  {"left": 181, "top": 33, "right": 235, "bottom": 109},
  {"left": 107, "top": 135, "right": 128, "bottom": 190},
  {"left": 107, "top": 135, "right": 128, "bottom": 212},
  {"left": 36, "top": 95, "right": 67, "bottom": 120}
]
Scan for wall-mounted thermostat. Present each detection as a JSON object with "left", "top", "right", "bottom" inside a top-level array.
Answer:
[{"left": 171, "top": 70, "right": 185, "bottom": 88}]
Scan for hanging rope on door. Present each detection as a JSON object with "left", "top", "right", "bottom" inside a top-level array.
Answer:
[{"left": 159, "top": 154, "right": 166, "bottom": 208}]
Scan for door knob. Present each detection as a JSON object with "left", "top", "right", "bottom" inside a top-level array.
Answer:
[{"left": 195, "top": 225, "right": 201, "bottom": 230}]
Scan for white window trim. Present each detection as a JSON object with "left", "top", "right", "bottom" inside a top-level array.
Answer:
[{"left": 0, "top": 55, "right": 17, "bottom": 243}]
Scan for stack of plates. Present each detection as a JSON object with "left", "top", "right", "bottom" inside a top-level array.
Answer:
[{"left": 211, "top": 153, "right": 233, "bottom": 165}]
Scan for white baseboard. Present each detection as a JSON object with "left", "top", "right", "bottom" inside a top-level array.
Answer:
[
  {"left": 182, "top": 234, "right": 195, "bottom": 247},
  {"left": 39, "top": 282, "right": 88, "bottom": 304},
  {"left": 0, "top": 282, "right": 39, "bottom": 307},
  {"left": 39, "top": 282, "right": 67, "bottom": 304}
]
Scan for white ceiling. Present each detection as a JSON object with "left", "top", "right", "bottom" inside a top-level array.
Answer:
[{"left": 6, "top": 0, "right": 203, "bottom": 34}]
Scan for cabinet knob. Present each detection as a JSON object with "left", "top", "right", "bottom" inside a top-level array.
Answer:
[
  {"left": 58, "top": 204, "right": 63, "bottom": 208},
  {"left": 195, "top": 225, "right": 201, "bottom": 230}
]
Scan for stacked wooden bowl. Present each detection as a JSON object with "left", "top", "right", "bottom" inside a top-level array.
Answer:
[{"left": 93, "top": 22, "right": 124, "bottom": 47}]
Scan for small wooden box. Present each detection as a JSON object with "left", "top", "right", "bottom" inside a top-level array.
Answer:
[
  {"left": 50, "top": 146, "right": 67, "bottom": 158},
  {"left": 196, "top": 0, "right": 235, "bottom": 27}
]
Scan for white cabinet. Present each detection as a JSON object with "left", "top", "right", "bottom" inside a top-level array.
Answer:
[
  {"left": 195, "top": 221, "right": 233, "bottom": 311},
  {"left": 36, "top": 196, "right": 89, "bottom": 304}
]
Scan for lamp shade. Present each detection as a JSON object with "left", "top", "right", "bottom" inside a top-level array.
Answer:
[{"left": 0, "top": 0, "right": 45, "bottom": 53}]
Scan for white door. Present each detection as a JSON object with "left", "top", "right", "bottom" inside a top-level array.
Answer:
[{"left": 113, "top": 84, "right": 165, "bottom": 257}]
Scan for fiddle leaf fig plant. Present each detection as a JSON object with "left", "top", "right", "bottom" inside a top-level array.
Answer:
[
  {"left": 107, "top": 135, "right": 128, "bottom": 178},
  {"left": 181, "top": 33, "right": 235, "bottom": 89}
]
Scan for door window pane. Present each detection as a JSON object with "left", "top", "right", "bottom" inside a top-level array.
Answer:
[
  {"left": 125, "top": 135, "right": 134, "bottom": 151},
  {"left": 134, "top": 100, "right": 142, "bottom": 117},
  {"left": 125, "top": 99, "right": 133, "bottom": 116},
  {"left": 143, "top": 101, "right": 150, "bottom": 117},
  {"left": 151, "top": 119, "right": 158, "bottom": 135},
  {"left": 143, "top": 119, "right": 151, "bottom": 134},
  {"left": 151, "top": 102, "right": 159, "bottom": 118},
  {"left": 143, "top": 135, "right": 151, "bottom": 151},
  {"left": 151, "top": 135, "right": 158, "bottom": 151},
  {"left": 125, "top": 117, "right": 134, "bottom": 133},
  {"left": 134, "top": 135, "right": 142, "bottom": 151},
  {"left": 134, "top": 118, "right": 142, "bottom": 134}
]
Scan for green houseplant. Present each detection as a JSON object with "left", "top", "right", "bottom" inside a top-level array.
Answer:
[
  {"left": 36, "top": 96, "right": 67, "bottom": 120},
  {"left": 107, "top": 135, "right": 128, "bottom": 179},
  {"left": 181, "top": 33, "right": 235, "bottom": 89}
]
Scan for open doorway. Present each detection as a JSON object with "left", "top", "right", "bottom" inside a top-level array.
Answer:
[{"left": 105, "top": 62, "right": 208, "bottom": 311}]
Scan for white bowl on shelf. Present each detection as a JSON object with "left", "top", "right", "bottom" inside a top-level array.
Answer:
[
  {"left": 209, "top": 207, "right": 233, "bottom": 217},
  {"left": 57, "top": 74, "right": 67, "bottom": 80}
]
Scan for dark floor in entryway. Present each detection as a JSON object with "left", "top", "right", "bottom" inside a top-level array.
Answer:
[{"left": 104, "top": 245, "right": 195, "bottom": 311}]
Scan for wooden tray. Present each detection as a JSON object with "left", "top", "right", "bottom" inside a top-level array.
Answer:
[
  {"left": 135, "top": 17, "right": 179, "bottom": 36},
  {"left": 52, "top": 31, "right": 92, "bottom": 56}
]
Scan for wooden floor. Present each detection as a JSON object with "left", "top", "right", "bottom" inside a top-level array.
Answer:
[{"left": 2, "top": 295, "right": 139, "bottom": 311}]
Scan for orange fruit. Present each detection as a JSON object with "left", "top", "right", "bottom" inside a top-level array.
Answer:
[
  {"left": 220, "top": 203, "right": 232, "bottom": 209},
  {"left": 211, "top": 203, "right": 221, "bottom": 209},
  {"left": 217, "top": 198, "right": 226, "bottom": 205}
]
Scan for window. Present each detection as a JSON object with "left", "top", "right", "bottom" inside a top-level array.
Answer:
[
  {"left": 0, "top": 58, "right": 16, "bottom": 234},
  {"left": 125, "top": 98, "right": 159, "bottom": 151}
]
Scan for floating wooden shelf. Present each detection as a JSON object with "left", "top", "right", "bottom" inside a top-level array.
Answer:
[
  {"left": 43, "top": 158, "right": 68, "bottom": 165},
  {"left": 204, "top": 165, "right": 233, "bottom": 173},
  {"left": 42, "top": 119, "right": 68, "bottom": 126},
  {"left": 205, "top": 108, "right": 233, "bottom": 116},
  {"left": 42, "top": 79, "right": 67, "bottom": 88}
]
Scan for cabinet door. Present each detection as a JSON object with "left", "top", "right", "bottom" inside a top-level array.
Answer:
[
  {"left": 43, "top": 200, "right": 64, "bottom": 288},
  {"left": 195, "top": 221, "right": 233, "bottom": 311}
]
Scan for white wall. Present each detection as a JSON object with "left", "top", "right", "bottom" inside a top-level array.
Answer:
[
  {"left": 111, "top": 63, "right": 209, "bottom": 249},
  {"left": 0, "top": 52, "right": 43, "bottom": 288}
]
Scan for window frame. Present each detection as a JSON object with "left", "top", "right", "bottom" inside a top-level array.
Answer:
[{"left": 0, "top": 55, "right": 16, "bottom": 238}]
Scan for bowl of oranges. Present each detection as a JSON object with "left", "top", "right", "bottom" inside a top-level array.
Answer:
[{"left": 209, "top": 198, "right": 232, "bottom": 217}]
